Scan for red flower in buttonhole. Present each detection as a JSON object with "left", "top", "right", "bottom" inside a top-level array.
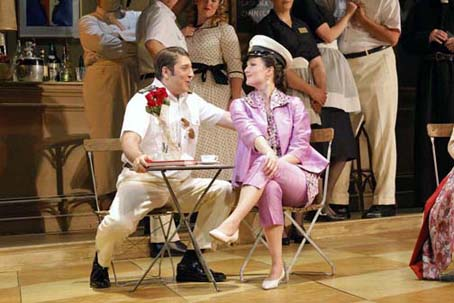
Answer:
[{"left": 145, "top": 86, "right": 170, "bottom": 116}]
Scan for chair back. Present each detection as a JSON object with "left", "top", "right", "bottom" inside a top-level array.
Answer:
[
  {"left": 83, "top": 138, "right": 122, "bottom": 215},
  {"left": 427, "top": 123, "right": 454, "bottom": 185},
  {"left": 310, "top": 128, "right": 334, "bottom": 209}
]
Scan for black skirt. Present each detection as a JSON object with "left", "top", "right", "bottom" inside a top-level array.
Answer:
[{"left": 312, "top": 107, "right": 357, "bottom": 162}]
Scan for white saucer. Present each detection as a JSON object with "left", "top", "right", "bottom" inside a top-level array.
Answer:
[{"left": 200, "top": 160, "right": 219, "bottom": 165}]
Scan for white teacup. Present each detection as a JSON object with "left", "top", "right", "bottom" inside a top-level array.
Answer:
[{"left": 201, "top": 154, "right": 218, "bottom": 163}]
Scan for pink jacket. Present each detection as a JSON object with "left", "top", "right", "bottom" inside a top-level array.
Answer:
[{"left": 230, "top": 90, "right": 329, "bottom": 187}]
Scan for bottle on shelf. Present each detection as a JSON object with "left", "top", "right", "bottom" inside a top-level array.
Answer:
[
  {"left": 60, "top": 43, "right": 75, "bottom": 82},
  {"left": 48, "top": 42, "right": 60, "bottom": 82},
  {"left": 0, "top": 34, "right": 11, "bottom": 81},
  {"left": 76, "top": 55, "right": 85, "bottom": 81},
  {"left": 0, "top": 34, "right": 6, "bottom": 56},
  {"left": 40, "top": 48, "right": 49, "bottom": 81},
  {"left": 11, "top": 40, "right": 22, "bottom": 81}
]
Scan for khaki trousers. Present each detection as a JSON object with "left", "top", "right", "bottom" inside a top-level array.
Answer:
[
  {"left": 330, "top": 47, "right": 397, "bottom": 205},
  {"left": 96, "top": 168, "right": 234, "bottom": 267}
]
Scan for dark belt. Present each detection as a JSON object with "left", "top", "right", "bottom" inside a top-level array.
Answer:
[
  {"left": 140, "top": 73, "right": 155, "bottom": 80},
  {"left": 344, "top": 45, "right": 390, "bottom": 59},
  {"left": 192, "top": 63, "right": 228, "bottom": 85},
  {"left": 425, "top": 52, "right": 454, "bottom": 62}
]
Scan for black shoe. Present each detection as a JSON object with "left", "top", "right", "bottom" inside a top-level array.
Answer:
[
  {"left": 287, "top": 226, "right": 306, "bottom": 244},
  {"left": 149, "top": 241, "right": 187, "bottom": 258},
  {"left": 282, "top": 237, "right": 291, "bottom": 246},
  {"left": 176, "top": 258, "right": 226, "bottom": 282},
  {"left": 330, "top": 204, "right": 351, "bottom": 220},
  {"left": 362, "top": 205, "right": 396, "bottom": 219},
  {"left": 305, "top": 210, "right": 345, "bottom": 222},
  {"left": 90, "top": 253, "right": 111, "bottom": 289}
]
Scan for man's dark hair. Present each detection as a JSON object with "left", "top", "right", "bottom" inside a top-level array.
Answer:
[{"left": 154, "top": 47, "right": 190, "bottom": 80}]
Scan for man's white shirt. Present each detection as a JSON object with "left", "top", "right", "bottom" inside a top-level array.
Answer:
[{"left": 120, "top": 79, "right": 224, "bottom": 179}]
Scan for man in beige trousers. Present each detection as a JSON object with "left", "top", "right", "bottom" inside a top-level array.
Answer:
[
  {"left": 330, "top": 0, "right": 401, "bottom": 218},
  {"left": 90, "top": 47, "right": 235, "bottom": 288}
]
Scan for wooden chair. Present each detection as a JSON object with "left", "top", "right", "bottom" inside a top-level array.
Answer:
[
  {"left": 427, "top": 123, "right": 454, "bottom": 185},
  {"left": 83, "top": 138, "right": 176, "bottom": 287},
  {"left": 240, "top": 128, "right": 336, "bottom": 283}
]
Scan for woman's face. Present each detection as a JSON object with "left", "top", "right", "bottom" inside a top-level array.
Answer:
[
  {"left": 272, "top": 0, "right": 294, "bottom": 13},
  {"left": 196, "top": 0, "right": 221, "bottom": 20},
  {"left": 245, "top": 57, "right": 273, "bottom": 89}
]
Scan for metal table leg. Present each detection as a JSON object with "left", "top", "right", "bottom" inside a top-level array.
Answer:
[{"left": 131, "top": 168, "right": 223, "bottom": 292}]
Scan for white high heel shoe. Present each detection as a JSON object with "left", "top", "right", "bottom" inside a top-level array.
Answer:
[
  {"left": 262, "top": 270, "right": 285, "bottom": 290},
  {"left": 209, "top": 228, "right": 239, "bottom": 244}
]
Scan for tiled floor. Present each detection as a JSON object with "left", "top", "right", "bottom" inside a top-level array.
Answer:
[{"left": 1, "top": 223, "right": 454, "bottom": 302}]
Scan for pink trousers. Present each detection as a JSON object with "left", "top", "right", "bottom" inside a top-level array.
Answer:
[{"left": 243, "top": 155, "right": 308, "bottom": 227}]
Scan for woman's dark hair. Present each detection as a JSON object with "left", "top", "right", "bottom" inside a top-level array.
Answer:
[{"left": 247, "top": 54, "right": 287, "bottom": 93}]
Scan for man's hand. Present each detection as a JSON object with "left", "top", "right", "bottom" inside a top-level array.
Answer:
[
  {"left": 445, "top": 37, "right": 454, "bottom": 52},
  {"left": 133, "top": 154, "right": 152, "bottom": 173},
  {"left": 104, "top": 12, "right": 125, "bottom": 31},
  {"left": 346, "top": 1, "right": 358, "bottom": 17},
  {"left": 430, "top": 29, "right": 448, "bottom": 44},
  {"left": 351, "top": 2, "right": 367, "bottom": 27},
  {"left": 263, "top": 151, "right": 279, "bottom": 178}
]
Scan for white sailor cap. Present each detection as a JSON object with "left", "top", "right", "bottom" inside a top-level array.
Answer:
[{"left": 247, "top": 35, "right": 293, "bottom": 68}]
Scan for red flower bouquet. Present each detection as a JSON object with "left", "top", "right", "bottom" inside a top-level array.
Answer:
[{"left": 145, "top": 87, "right": 170, "bottom": 116}]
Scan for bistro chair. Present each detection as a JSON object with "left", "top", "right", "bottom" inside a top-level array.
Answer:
[
  {"left": 427, "top": 123, "right": 454, "bottom": 185},
  {"left": 240, "top": 128, "right": 336, "bottom": 282},
  {"left": 83, "top": 138, "right": 177, "bottom": 287}
]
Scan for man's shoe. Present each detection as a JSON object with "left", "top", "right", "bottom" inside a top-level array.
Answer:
[
  {"left": 362, "top": 205, "right": 396, "bottom": 219},
  {"left": 305, "top": 210, "right": 345, "bottom": 222},
  {"left": 330, "top": 204, "right": 351, "bottom": 220},
  {"left": 176, "top": 259, "right": 226, "bottom": 282},
  {"left": 90, "top": 253, "right": 111, "bottom": 289},
  {"left": 149, "top": 241, "right": 187, "bottom": 258}
]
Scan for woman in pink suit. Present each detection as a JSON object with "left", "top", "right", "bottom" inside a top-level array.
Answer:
[{"left": 210, "top": 35, "right": 328, "bottom": 290}]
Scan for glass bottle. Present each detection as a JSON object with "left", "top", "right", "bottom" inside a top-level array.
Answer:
[
  {"left": 76, "top": 55, "right": 85, "bottom": 81},
  {"left": 48, "top": 42, "right": 60, "bottom": 81},
  {"left": 60, "top": 43, "right": 75, "bottom": 82},
  {"left": 0, "top": 34, "right": 6, "bottom": 56},
  {"left": 12, "top": 40, "right": 22, "bottom": 81},
  {"left": 40, "top": 49, "right": 49, "bottom": 81}
]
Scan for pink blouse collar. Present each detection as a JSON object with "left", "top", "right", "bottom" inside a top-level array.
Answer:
[{"left": 245, "top": 89, "right": 290, "bottom": 110}]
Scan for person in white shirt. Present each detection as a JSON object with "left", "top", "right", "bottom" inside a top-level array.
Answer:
[
  {"left": 136, "top": 0, "right": 190, "bottom": 257},
  {"left": 137, "top": 0, "right": 187, "bottom": 87},
  {"left": 89, "top": 47, "right": 235, "bottom": 288},
  {"left": 78, "top": 0, "right": 140, "bottom": 204},
  {"left": 331, "top": 0, "right": 401, "bottom": 218}
]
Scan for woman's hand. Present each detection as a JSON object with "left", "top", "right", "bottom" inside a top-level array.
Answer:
[
  {"left": 263, "top": 151, "right": 279, "bottom": 178},
  {"left": 444, "top": 37, "right": 454, "bottom": 52},
  {"left": 429, "top": 29, "right": 448, "bottom": 44},
  {"left": 309, "top": 86, "right": 327, "bottom": 107},
  {"left": 181, "top": 26, "right": 196, "bottom": 37},
  {"left": 310, "top": 100, "right": 323, "bottom": 114},
  {"left": 133, "top": 154, "right": 152, "bottom": 173}
]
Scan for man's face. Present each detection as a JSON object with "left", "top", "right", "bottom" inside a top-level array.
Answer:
[{"left": 162, "top": 55, "right": 194, "bottom": 96}]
